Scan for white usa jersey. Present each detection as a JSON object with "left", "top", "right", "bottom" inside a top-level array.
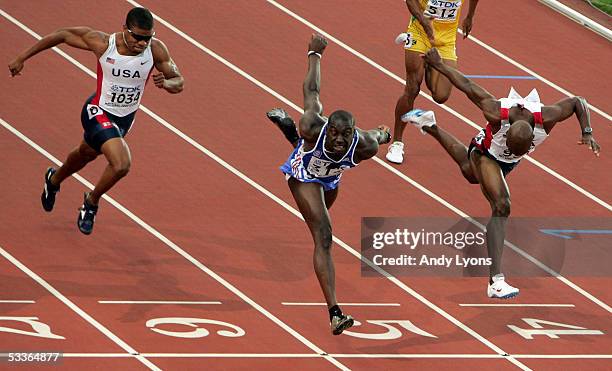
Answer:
[
  {"left": 94, "top": 33, "right": 154, "bottom": 117},
  {"left": 472, "top": 88, "right": 548, "bottom": 163}
]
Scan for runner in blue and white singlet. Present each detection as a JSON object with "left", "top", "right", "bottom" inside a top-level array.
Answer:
[
  {"left": 265, "top": 34, "right": 392, "bottom": 336},
  {"left": 280, "top": 119, "right": 359, "bottom": 191}
]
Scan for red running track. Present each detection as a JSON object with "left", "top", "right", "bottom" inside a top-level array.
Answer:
[{"left": 0, "top": 1, "right": 610, "bottom": 370}]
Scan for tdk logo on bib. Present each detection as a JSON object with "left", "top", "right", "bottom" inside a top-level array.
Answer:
[{"left": 429, "top": 0, "right": 461, "bottom": 8}]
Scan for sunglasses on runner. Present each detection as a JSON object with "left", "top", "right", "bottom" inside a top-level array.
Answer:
[{"left": 126, "top": 28, "right": 155, "bottom": 42}]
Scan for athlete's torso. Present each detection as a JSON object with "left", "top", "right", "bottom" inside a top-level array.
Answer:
[
  {"left": 419, "top": 0, "right": 463, "bottom": 28},
  {"left": 473, "top": 97, "right": 548, "bottom": 163},
  {"left": 281, "top": 122, "right": 359, "bottom": 189},
  {"left": 94, "top": 33, "right": 154, "bottom": 117}
]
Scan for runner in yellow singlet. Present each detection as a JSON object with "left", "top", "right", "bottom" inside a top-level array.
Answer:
[{"left": 387, "top": 0, "right": 479, "bottom": 164}]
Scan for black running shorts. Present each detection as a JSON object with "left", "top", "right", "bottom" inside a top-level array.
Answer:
[
  {"left": 468, "top": 142, "right": 519, "bottom": 178},
  {"left": 80, "top": 94, "right": 136, "bottom": 152}
]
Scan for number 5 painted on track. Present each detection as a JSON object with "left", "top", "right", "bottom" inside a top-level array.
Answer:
[
  {"left": 342, "top": 320, "right": 437, "bottom": 340},
  {"left": 146, "top": 317, "right": 246, "bottom": 338}
]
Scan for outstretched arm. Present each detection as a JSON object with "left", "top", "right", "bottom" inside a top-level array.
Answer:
[
  {"left": 299, "top": 34, "right": 328, "bottom": 142},
  {"left": 423, "top": 48, "right": 499, "bottom": 121},
  {"left": 9, "top": 27, "right": 106, "bottom": 76},
  {"left": 405, "top": 0, "right": 435, "bottom": 45},
  {"left": 542, "top": 96, "right": 600, "bottom": 156},
  {"left": 152, "top": 39, "right": 184, "bottom": 94},
  {"left": 356, "top": 125, "right": 392, "bottom": 162},
  {"left": 461, "top": 0, "right": 479, "bottom": 39}
]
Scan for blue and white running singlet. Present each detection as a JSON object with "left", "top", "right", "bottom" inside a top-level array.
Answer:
[{"left": 280, "top": 121, "right": 359, "bottom": 191}]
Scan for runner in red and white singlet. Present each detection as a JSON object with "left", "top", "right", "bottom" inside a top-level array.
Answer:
[{"left": 403, "top": 48, "right": 600, "bottom": 299}]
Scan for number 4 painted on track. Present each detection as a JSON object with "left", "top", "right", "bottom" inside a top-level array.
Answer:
[
  {"left": 508, "top": 318, "right": 604, "bottom": 339},
  {"left": 342, "top": 320, "right": 437, "bottom": 340}
]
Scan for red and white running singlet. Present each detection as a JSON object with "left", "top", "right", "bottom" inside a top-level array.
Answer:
[
  {"left": 473, "top": 88, "right": 548, "bottom": 163},
  {"left": 93, "top": 33, "right": 154, "bottom": 117}
]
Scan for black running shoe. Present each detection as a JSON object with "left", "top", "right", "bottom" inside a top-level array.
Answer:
[
  {"left": 266, "top": 108, "right": 293, "bottom": 125},
  {"left": 41, "top": 167, "right": 60, "bottom": 212},
  {"left": 331, "top": 314, "right": 354, "bottom": 335},
  {"left": 266, "top": 108, "right": 299, "bottom": 144},
  {"left": 77, "top": 193, "right": 98, "bottom": 235}
]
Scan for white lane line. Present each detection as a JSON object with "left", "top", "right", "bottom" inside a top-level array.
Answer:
[
  {"left": 0, "top": 300, "right": 36, "bottom": 304},
  {"left": 143, "top": 353, "right": 323, "bottom": 358},
  {"left": 513, "top": 354, "right": 612, "bottom": 359},
  {"left": 0, "top": 244, "right": 160, "bottom": 371},
  {"left": 98, "top": 301, "right": 222, "bottom": 305},
  {"left": 282, "top": 302, "right": 401, "bottom": 307},
  {"left": 58, "top": 353, "right": 132, "bottom": 358},
  {"left": 0, "top": 114, "right": 347, "bottom": 371},
  {"left": 459, "top": 304, "right": 575, "bottom": 307},
  {"left": 331, "top": 354, "right": 612, "bottom": 359},
  {"left": 123, "top": 0, "right": 611, "bottom": 316},
  {"left": 56, "top": 353, "right": 612, "bottom": 359},
  {"left": 265, "top": 0, "right": 612, "bottom": 213}
]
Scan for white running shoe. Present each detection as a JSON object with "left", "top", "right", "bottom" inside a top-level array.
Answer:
[
  {"left": 386, "top": 141, "right": 405, "bottom": 164},
  {"left": 401, "top": 109, "right": 437, "bottom": 134},
  {"left": 487, "top": 274, "right": 520, "bottom": 299},
  {"left": 395, "top": 32, "right": 408, "bottom": 45}
]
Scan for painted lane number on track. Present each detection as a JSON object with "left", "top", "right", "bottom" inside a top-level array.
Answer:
[
  {"left": 0, "top": 317, "right": 64, "bottom": 339},
  {"left": 343, "top": 320, "right": 437, "bottom": 340},
  {"left": 508, "top": 318, "right": 604, "bottom": 339},
  {"left": 146, "top": 317, "right": 245, "bottom": 338}
]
